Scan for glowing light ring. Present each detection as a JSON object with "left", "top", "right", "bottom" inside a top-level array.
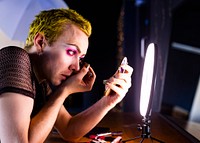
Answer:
[{"left": 140, "top": 43, "right": 155, "bottom": 117}]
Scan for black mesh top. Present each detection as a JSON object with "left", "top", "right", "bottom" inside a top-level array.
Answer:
[{"left": 0, "top": 46, "right": 46, "bottom": 117}]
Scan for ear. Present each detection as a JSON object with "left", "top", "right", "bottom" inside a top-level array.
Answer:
[{"left": 34, "top": 33, "right": 45, "bottom": 53}]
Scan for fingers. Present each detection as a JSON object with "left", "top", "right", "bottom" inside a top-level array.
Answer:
[
  {"left": 106, "top": 65, "right": 133, "bottom": 86},
  {"left": 110, "top": 64, "right": 133, "bottom": 81},
  {"left": 79, "top": 64, "right": 96, "bottom": 90},
  {"left": 118, "top": 64, "right": 133, "bottom": 76},
  {"left": 105, "top": 78, "right": 130, "bottom": 93},
  {"left": 103, "top": 64, "right": 133, "bottom": 97},
  {"left": 78, "top": 63, "right": 96, "bottom": 82},
  {"left": 103, "top": 75, "right": 132, "bottom": 97},
  {"left": 62, "top": 63, "right": 96, "bottom": 94}
]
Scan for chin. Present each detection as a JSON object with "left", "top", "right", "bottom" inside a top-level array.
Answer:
[
  {"left": 51, "top": 79, "right": 61, "bottom": 87},
  {"left": 55, "top": 81, "right": 62, "bottom": 86}
]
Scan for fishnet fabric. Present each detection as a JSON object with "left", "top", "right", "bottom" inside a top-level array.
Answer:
[{"left": 0, "top": 46, "right": 35, "bottom": 98}]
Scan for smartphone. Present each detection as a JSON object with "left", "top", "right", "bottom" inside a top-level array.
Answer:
[{"left": 104, "top": 57, "right": 128, "bottom": 96}]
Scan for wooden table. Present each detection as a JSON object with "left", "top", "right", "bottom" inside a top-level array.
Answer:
[{"left": 45, "top": 111, "right": 200, "bottom": 143}]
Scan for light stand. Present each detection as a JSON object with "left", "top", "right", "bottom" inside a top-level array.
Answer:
[
  {"left": 136, "top": 115, "right": 164, "bottom": 143},
  {"left": 122, "top": 43, "right": 164, "bottom": 143}
]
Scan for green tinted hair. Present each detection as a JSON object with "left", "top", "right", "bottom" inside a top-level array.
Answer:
[{"left": 25, "top": 8, "right": 92, "bottom": 50}]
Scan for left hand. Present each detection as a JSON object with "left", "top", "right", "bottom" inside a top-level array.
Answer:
[{"left": 103, "top": 64, "right": 133, "bottom": 105}]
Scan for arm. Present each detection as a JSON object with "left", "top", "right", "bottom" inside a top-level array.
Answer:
[
  {"left": 54, "top": 64, "right": 133, "bottom": 142},
  {"left": 0, "top": 87, "right": 70, "bottom": 143},
  {"left": 0, "top": 93, "right": 33, "bottom": 143},
  {"left": 0, "top": 47, "right": 95, "bottom": 143},
  {"left": 0, "top": 64, "right": 94, "bottom": 143}
]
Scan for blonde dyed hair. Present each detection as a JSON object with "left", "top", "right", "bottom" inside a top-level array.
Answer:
[{"left": 25, "top": 8, "right": 92, "bottom": 50}]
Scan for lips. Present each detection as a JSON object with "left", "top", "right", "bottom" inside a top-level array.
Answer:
[
  {"left": 60, "top": 71, "right": 72, "bottom": 80},
  {"left": 58, "top": 75, "right": 65, "bottom": 82}
]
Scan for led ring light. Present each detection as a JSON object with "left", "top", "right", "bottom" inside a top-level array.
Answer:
[{"left": 123, "top": 43, "right": 164, "bottom": 143}]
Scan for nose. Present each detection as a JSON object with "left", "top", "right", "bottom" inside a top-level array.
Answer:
[{"left": 70, "top": 59, "right": 80, "bottom": 72}]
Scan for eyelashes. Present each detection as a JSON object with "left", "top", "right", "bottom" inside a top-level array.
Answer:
[{"left": 79, "top": 57, "right": 85, "bottom": 67}]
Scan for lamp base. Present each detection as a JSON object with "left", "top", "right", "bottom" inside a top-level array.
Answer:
[
  {"left": 122, "top": 135, "right": 165, "bottom": 143},
  {"left": 122, "top": 136, "right": 165, "bottom": 143},
  {"left": 122, "top": 118, "right": 165, "bottom": 143}
]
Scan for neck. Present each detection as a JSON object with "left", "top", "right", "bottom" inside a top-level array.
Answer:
[{"left": 29, "top": 52, "right": 45, "bottom": 84}]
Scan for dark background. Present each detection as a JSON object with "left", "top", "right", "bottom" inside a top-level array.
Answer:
[
  {"left": 162, "top": 0, "right": 200, "bottom": 118},
  {"left": 63, "top": 0, "right": 200, "bottom": 119}
]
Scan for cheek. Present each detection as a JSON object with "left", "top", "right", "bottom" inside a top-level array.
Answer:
[
  {"left": 56, "top": 54, "right": 68, "bottom": 66},
  {"left": 46, "top": 52, "right": 66, "bottom": 69},
  {"left": 57, "top": 53, "right": 73, "bottom": 67}
]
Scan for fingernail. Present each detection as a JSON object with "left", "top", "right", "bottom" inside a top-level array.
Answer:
[
  {"left": 103, "top": 80, "right": 108, "bottom": 84},
  {"left": 86, "top": 63, "right": 90, "bottom": 70}
]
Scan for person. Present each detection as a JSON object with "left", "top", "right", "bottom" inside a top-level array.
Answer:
[{"left": 0, "top": 8, "right": 133, "bottom": 143}]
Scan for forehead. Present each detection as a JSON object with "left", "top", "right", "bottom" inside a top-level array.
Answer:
[{"left": 58, "top": 24, "right": 89, "bottom": 55}]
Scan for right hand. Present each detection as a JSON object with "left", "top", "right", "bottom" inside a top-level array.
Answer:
[{"left": 60, "top": 64, "right": 96, "bottom": 95}]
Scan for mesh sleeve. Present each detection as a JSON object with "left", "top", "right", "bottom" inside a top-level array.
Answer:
[{"left": 0, "top": 46, "right": 35, "bottom": 98}]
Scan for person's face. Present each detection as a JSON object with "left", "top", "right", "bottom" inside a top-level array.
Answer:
[{"left": 41, "top": 25, "right": 89, "bottom": 86}]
